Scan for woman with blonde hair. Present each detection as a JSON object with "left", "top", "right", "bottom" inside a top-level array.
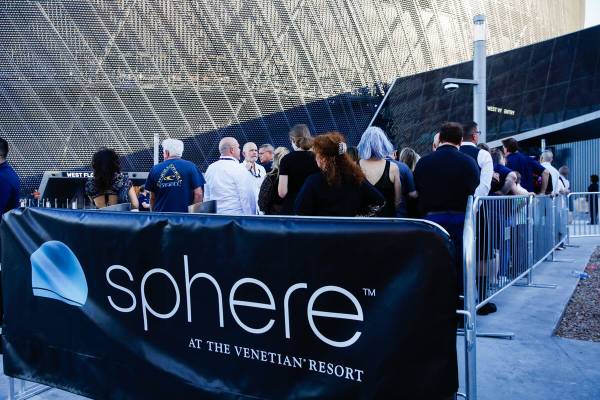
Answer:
[
  {"left": 399, "top": 147, "right": 420, "bottom": 171},
  {"left": 258, "top": 146, "right": 290, "bottom": 214},
  {"left": 278, "top": 124, "right": 320, "bottom": 214},
  {"left": 294, "top": 132, "right": 384, "bottom": 216}
]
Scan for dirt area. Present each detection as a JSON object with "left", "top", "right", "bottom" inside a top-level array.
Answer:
[{"left": 555, "top": 246, "right": 600, "bottom": 342}]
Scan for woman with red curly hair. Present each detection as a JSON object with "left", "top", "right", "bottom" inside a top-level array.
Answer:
[{"left": 294, "top": 132, "right": 384, "bottom": 216}]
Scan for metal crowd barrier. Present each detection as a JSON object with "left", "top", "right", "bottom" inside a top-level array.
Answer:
[
  {"left": 460, "top": 193, "right": 594, "bottom": 399},
  {"left": 567, "top": 192, "right": 600, "bottom": 238},
  {"left": 461, "top": 194, "right": 570, "bottom": 344},
  {"left": 469, "top": 195, "right": 569, "bottom": 312}
]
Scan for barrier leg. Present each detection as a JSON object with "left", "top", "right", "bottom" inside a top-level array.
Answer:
[
  {"left": 514, "top": 267, "right": 557, "bottom": 289},
  {"left": 457, "top": 328, "right": 514, "bottom": 340},
  {"left": 6, "top": 378, "right": 51, "bottom": 400},
  {"left": 456, "top": 309, "right": 478, "bottom": 399},
  {"left": 9, "top": 377, "right": 15, "bottom": 400},
  {"left": 515, "top": 242, "right": 561, "bottom": 289}
]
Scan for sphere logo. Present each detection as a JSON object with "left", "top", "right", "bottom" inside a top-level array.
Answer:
[{"left": 30, "top": 241, "right": 88, "bottom": 307}]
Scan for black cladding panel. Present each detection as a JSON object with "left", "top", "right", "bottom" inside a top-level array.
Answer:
[{"left": 372, "top": 25, "right": 600, "bottom": 155}]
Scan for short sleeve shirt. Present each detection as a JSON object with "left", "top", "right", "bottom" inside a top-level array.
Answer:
[
  {"left": 505, "top": 152, "right": 545, "bottom": 193},
  {"left": 279, "top": 151, "right": 320, "bottom": 214},
  {"left": 145, "top": 158, "right": 205, "bottom": 212}
]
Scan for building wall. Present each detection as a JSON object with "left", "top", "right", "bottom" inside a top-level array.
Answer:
[
  {"left": 372, "top": 23, "right": 600, "bottom": 156},
  {"left": 0, "top": 0, "right": 584, "bottom": 194},
  {"left": 553, "top": 138, "right": 600, "bottom": 193}
]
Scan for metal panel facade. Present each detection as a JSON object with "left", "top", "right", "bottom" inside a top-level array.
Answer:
[
  {"left": 554, "top": 138, "right": 600, "bottom": 193},
  {"left": 0, "top": 0, "right": 584, "bottom": 194}
]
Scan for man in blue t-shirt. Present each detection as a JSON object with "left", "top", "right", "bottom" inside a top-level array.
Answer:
[
  {"left": 502, "top": 137, "right": 548, "bottom": 194},
  {"left": 0, "top": 138, "right": 20, "bottom": 220},
  {"left": 145, "top": 138, "right": 204, "bottom": 213}
]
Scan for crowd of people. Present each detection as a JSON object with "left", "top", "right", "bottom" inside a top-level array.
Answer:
[
  {"left": 82, "top": 123, "right": 589, "bottom": 317},
  {"left": 0, "top": 124, "right": 592, "bottom": 228},
  {"left": 127, "top": 122, "right": 575, "bottom": 220},
  {"left": 1, "top": 124, "right": 584, "bottom": 222},
  {"left": 0, "top": 126, "right": 598, "bottom": 319}
]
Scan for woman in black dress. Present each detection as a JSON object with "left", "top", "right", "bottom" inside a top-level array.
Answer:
[
  {"left": 258, "top": 146, "right": 289, "bottom": 214},
  {"left": 294, "top": 132, "right": 384, "bottom": 217},
  {"left": 278, "top": 124, "right": 320, "bottom": 214},
  {"left": 357, "top": 127, "right": 401, "bottom": 217}
]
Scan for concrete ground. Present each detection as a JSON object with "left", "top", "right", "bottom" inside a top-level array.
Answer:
[
  {"left": 0, "top": 237, "right": 598, "bottom": 400},
  {"left": 458, "top": 236, "right": 600, "bottom": 400}
]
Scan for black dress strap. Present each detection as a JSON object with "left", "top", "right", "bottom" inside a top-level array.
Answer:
[
  {"left": 373, "top": 160, "right": 395, "bottom": 217},
  {"left": 375, "top": 160, "right": 391, "bottom": 186}
]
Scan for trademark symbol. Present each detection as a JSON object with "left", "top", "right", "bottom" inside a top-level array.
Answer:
[{"left": 362, "top": 288, "right": 376, "bottom": 297}]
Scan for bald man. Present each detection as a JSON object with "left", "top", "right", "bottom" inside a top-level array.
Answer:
[{"left": 204, "top": 137, "right": 257, "bottom": 215}]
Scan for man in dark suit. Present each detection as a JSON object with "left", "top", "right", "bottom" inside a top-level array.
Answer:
[{"left": 414, "top": 122, "right": 479, "bottom": 297}]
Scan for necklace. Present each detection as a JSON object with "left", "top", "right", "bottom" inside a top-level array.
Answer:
[{"left": 247, "top": 163, "right": 262, "bottom": 178}]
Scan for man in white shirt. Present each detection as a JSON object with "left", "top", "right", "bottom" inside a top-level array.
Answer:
[
  {"left": 460, "top": 122, "right": 493, "bottom": 198},
  {"left": 242, "top": 142, "right": 266, "bottom": 202},
  {"left": 540, "top": 150, "right": 564, "bottom": 195},
  {"left": 204, "top": 137, "right": 257, "bottom": 215},
  {"left": 460, "top": 122, "right": 497, "bottom": 316}
]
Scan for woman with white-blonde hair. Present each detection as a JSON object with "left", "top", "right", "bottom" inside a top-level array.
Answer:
[
  {"left": 357, "top": 126, "right": 401, "bottom": 217},
  {"left": 258, "top": 146, "right": 290, "bottom": 214}
]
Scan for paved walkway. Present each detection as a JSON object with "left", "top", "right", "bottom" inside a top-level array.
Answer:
[
  {"left": 0, "top": 237, "right": 599, "bottom": 399},
  {"left": 459, "top": 236, "right": 600, "bottom": 400}
]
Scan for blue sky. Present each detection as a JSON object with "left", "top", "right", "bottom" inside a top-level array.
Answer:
[{"left": 585, "top": 0, "right": 600, "bottom": 27}]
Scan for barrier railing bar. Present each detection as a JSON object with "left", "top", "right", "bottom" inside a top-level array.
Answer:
[{"left": 567, "top": 192, "right": 600, "bottom": 238}]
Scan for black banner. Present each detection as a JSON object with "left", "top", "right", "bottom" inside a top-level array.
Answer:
[{"left": 1, "top": 208, "right": 458, "bottom": 399}]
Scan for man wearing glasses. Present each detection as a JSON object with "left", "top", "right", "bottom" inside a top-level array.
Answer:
[{"left": 258, "top": 144, "right": 274, "bottom": 173}]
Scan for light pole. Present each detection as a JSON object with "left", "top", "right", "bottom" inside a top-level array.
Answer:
[
  {"left": 153, "top": 132, "right": 159, "bottom": 165},
  {"left": 442, "top": 14, "right": 487, "bottom": 143}
]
